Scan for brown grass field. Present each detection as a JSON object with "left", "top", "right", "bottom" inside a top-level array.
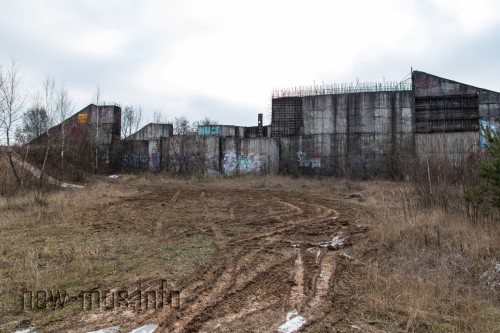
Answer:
[{"left": 1, "top": 168, "right": 500, "bottom": 332}]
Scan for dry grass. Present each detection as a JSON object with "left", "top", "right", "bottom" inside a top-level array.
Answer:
[
  {"left": 352, "top": 181, "right": 500, "bottom": 333},
  {"left": 0, "top": 177, "right": 215, "bottom": 329},
  {"left": 1, "top": 173, "right": 499, "bottom": 332}
]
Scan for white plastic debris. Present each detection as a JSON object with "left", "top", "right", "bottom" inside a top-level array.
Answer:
[
  {"left": 13, "top": 329, "right": 36, "bottom": 333},
  {"left": 320, "top": 236, "right": 344, "bottom": 248},
  {"left": 128, "top": 324, "right": 159, "bottom": 333},
  {"left": 277, "top": 310, "right": 306, "bottom": 333},
  {"left": 340, "top": 251, "right": 353, "bottom": 260},
  {"left": 109, "top": 174, "right": 119, "bottom": 179},
  {"left": 86, "top": 326, "right": 120, "bottom": 333}
]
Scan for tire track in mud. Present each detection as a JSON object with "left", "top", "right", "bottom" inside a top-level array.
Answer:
[
  {"left": 162, "top": 194, "right": 358, "bottom": 332},
  {"left": 68, "top": 183, "right": 369, "bottom": 333}
]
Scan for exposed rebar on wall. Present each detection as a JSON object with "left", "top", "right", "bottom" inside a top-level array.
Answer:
[{"left": 272, "top": 79, "right": 412, "bottom": 98}]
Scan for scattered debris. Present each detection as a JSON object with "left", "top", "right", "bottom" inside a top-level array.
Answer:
[
  {"left": 340, "top": 251, "right": 353, "bottom": 260},
  {"left": 13, "top": 329, "right": 35, "bottom": 333},
  {"left": 320, "top": 236, "right": 345, "bottom": 250},
  {"left": 128, "top": 324, "right": 158, "bottom": 333},
  {"left": 12, "top": 324, "right": 158, "bottom": 333},
  {"left": 109, "top": 174, "right": 119, "bottom": 179},
  {"left": 277, "top": 310, "right": 306, "bottom": 333}
]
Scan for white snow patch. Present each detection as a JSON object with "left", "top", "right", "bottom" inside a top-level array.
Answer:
[
  {"left": 277, "top": 310, "right": 306, "bottom": 333},
  {"left": 13, "top": 329, "right": 35, "bottom": 333},
  {"left": 86, "top": 326, "right": 120, "bottom": 333},
  {"left": 128, "top": 324, "right": 159, "bottom": 333},
  {"left": 320, "top": 236, "right": 344, "bottom": 248}
]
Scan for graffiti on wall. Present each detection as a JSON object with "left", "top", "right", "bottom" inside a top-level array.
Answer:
[
  {"left": 123, "top": 154, "right": 149, "bottom": 170},
  {"left": 149, "top": 141, "right": 161, "bottom": 171},
  {"left": 223, "top": 149, "right": 263, "bottom": 175},
  {"left": 480, "top": 119, "right": 500, "bottom": 148},
  {"left": 297, "top": 151, "right": 321, "bottom": 168},
  {"left": 198, "top": 126, "right": 222, "bottom": 136}
]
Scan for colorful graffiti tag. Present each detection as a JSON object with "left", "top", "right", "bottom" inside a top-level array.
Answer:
[
  {"left": 297, "top": 151, "right": 321, "bottom": 168},
  {"left": 148, "top": 141, "right": 161, "bottom": 171},
  {"left": 198, "top": 126, "right": 222, "bottom": 136},
  {"left": 480, "top": 119, "right": 500, "bottom": 148},
  {"left": 223, "top": 150, "right": 263, "bottom": 175},
  {"left": 123, "top": 154, "right": 149, "bottom": 170}
]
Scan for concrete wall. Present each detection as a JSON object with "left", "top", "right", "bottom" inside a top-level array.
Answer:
[
  {"left": 30, "top": 104, "right": 122, "bottom": 173},
  {"left": 119, "top": 71, "right": 500, "bottom": 178},
  {"left": 123, "top": 135, "right": 279, "bottom": 176},
  {"left": 122, "top": 140, "right": 149, "bottom": 171},
  {"left": 273, "top": 91, "right": 414, "bottom": 177},
  {"left": 413, "top": 71, "right": 500, "bottom": 161},
  {"left": 221, "top": 137, "right": 279, "bottom": 175},
  {"left": 197, "top": 125, "right": 245, "bottom": 137},
  {"left": 127, "top": 123, "right": 173, "bottom": 140}
]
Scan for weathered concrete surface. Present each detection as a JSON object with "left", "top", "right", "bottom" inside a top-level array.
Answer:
[
  {"left": 29, "top": 104, "right": 122, "bottom": 173},
  {"left": 222, "top": 137, "right": 279, "bottom": 175},
  {"left": 127, "top": 123, "right": 173, "bottom": 141}
]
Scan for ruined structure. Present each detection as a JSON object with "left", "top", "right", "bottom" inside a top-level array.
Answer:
[
  {"left": 270, "top": 70, "right": 499, "bottom": 177},
  {"left": 29, "top": 104, "right": 121, "bottom": 174},
  {"left": 122, "top": 121, "right": 277, "bottom": 174},
  {"left": 32, "top": 70, "right": 497, "bottom": 178},
  {"left": 123, "top": 70, "right": 499, "bottom": 177}
]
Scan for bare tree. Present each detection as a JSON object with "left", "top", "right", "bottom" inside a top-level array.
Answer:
[
  {"left": 39, "top": 76, "right": 57, "bottom": 183},
  {"left": 56, "top": 82, "right": 73, "bottom": 169},
  {"left": 0, "top": 57, "right": 26, "bottom": 185},
  {"left": 173, "top": 115, "right": 194, "bottom": 135},
  {"left": 122, "top": 104, "right": 143, "bottom": 138},
  {"left": 152, "top": 109, "right": 168, "bottom": 124},
  {"left": 151, "top": 108, "right": 168, "bottom": 139},
  {"left": 93, "top": 86, "right": 101, "bottom": 172},
  {"left": 198, "top": 116, "right": 219, "bottom": 126},
  {"left": 191, "top": 116, "right": 219, "bottom": 133},
  {"left": 14, "top": 106, "right": 49, "bottom": 144}
]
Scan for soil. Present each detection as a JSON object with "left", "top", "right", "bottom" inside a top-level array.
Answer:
[{"left": 21, "top": 178, "right": 374, "bottom": 333}]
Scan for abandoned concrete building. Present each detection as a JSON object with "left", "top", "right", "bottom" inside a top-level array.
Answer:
[
  {"left": 121, "top": 70, "right": 500, "bottom": 177},
  {"left": 29, "top": 104, "right": 122, "bottom": 173},
  {"left": 29, "top": 70, "right": 500, "bottom": 178}
]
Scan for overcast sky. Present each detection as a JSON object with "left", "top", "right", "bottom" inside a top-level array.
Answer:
[{"left": 1, "top": 0, "right": 500, "bottom": 126}]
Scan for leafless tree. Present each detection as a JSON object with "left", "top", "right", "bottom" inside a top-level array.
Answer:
[
  {"left": 151, "top": 108, "right": 168, "bottom": 138},
  {"left": 39, "top": 76, "right": 57, "bottom": 183},
  {"left": 56, "top": 82, "right": 73, "bottom": 169},
  {"left": 14, "top": 106, "right": 49, "bottom": 144},
  {"left": 173, "top": 115, "right": 194, "bottom": 135},
  {"left": 191, "top": 116, "right": 219, "bottom": 133},
  {"left": 93, "top": 86, "right": 101, "bottom": 172},
  {"left": 0, "top": 57, "right": 26, "bottom": 185},
  {"left": 152, "top": 109, "right": 168, "bottom": 124},
  {"left": 170, "top": 116, "right": 206, "bottom": 174},
  {"left": 122, "top": 104, "right": 143, "bottom": 138},
  {"left": 198, "top": 116, "right": 219, "bottom": 126}
]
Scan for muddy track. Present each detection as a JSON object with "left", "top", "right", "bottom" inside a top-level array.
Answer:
[{"left": 51, "top": 182, "right": 370, "bottom": 333}]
